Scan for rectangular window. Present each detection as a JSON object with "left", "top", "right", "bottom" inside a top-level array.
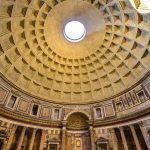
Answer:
[
  {"left": 54, "top": 109, "right": 59, "bottom": 119},
  {"left": 7, "top": 95, "right": 17, "bottom": 108},
  {"left": 32, "top": 104, "right": 39, "bottom": 116},
  {"left": 96, "top": 108, "right": 102, "bottom": 118}
]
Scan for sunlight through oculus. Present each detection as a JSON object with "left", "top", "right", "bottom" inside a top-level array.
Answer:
[{"left": 64, "top": 21, "right": 86, "bottom": 42}]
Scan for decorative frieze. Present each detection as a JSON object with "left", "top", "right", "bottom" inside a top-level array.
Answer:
[
  {"left": 40, "top": 106, "right": 51, "bottom": 119},
  {"left": 17, "top": 99, "right": 30, "bottom": 114},
  {"left": 0, "top": 86, "right": 8, "bottom": 104},
  {"left": 114, "top": 86, "right": 149, "bottom": 112}
]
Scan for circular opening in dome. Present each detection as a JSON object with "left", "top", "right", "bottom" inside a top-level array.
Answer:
[{"left": 64, "top": 21, "right": 86, "bottom": 42}]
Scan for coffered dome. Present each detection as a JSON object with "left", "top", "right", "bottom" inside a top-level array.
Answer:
[{"left": 0, "top": 0, "right": 150, "bottom": 103}]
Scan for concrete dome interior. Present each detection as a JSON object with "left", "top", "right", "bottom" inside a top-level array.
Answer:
[
  {"left": 0, "top": 0, "right": 150, "bottom": 150},
  {"left": 0, "top": 0, "right": 150, "bottom": 104}
]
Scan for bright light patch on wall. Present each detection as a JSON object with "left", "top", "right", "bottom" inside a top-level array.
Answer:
[
  {"left": 64, "top": 21, "right": 86, "bottom": 42},
  {"left": 140, "top": 0, "right": 150, "bottom": 10},
  {"left": 129, "top": 0, "right": 150, "bottom": 13}
]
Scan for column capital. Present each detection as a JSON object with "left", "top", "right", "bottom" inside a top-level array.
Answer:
[
  {"left": 9, "top": 125, "right": 17, "bottom": 133},
  {"left": 118, "top": 126, "right": 124, "bottom": 132},
  {"left": 129, "top": 124, "right": 134, "bottom": 128},
  {"left": 42, "top": 129, "right": 47, "bottom": 133},
  {"left": 12, "top": 124, "right": 17, "bottom": 128},
  {"left": 62, "top": 120, "right": 67, "bottom": 126},
  {"left": 87, "top": 120, "right": 94, "bottom": 126},
  {"left": 138, "top": 121, "right": 144, "bottom": 127},
  {"left": 109, "top": 128, "right": 115, "bottom": 133},
  {"left": 22, "top": 126, "right": 27, "bottom": 130},
  {"left": 32, "top": 128, "right": 37, "bottom": 132},
  {"left": 89, "top": 126, "right": 95, "bottom": 131}
]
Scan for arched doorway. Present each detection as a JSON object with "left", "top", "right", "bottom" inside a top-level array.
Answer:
[{"left": 65, "top": 112, "right": 91, "bottom": 150}]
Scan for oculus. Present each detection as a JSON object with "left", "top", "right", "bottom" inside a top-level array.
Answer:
[{"left": 64, "top": 21, "right": 86, "bottom": 42}]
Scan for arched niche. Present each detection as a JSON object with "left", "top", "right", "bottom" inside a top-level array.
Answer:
[
  {"left": 66, "top": 112, "right": 89, "bottom": 130},
  {"left": 64, "top": 110, "right": 91, "bottom": 121}
]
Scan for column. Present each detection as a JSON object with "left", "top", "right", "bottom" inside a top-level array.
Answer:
[
  {"left": 107, "top": 142, "right": 110, "bottom": 150},
  {"left": 39, "top": 130, "right": 47, "bottom": 150},
  {"left": 110, "top": 128, "right": 119, "bottom": 150},
  {"left": 29, "top": 128, "right": 37, "bottom": 150},
  {"left": 61, "top": 126, "right": 66, "bottom": 150},
  {"left": 61, "top": 121, "right": 67, "bottom": 150},
  {"left": 89, "top": 126, "right": 96, "bottom": 150},
  {"left": 130, "top": 125, "right": 142, "bottom": 150},
  {"left": 16, "top": 127, "right": 26, "bottom": 150},
  {"left": 6, "top": 125, "right": 17, "bottom": 150},
  {"left": 71, "top": 134, "right": 75, "bottom": 150},
  {"left": 57, "top": 143, "right": 60, "bottom": 150},
  {"left": 119, "top": 127, "right": 129, "bottom": 150},
  {"left": 46, "top": 143, "right": 50, "bottom": 150},
  {"left": 139, "top": 123, "right": 150, "bottom": 149},
  {"left": 3, "top": 140, "right": 8, "bottom": 150}
]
